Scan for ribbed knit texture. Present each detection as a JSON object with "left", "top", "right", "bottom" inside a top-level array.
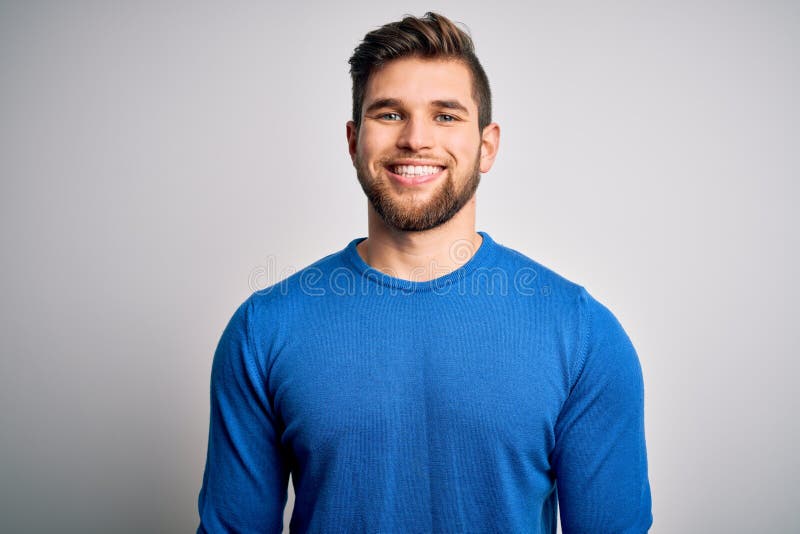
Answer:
[{"left": 198, "top": 232, "right": 652, "bottom": 533}]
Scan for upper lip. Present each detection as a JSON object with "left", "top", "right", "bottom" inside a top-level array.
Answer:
[{"left": 387, "top": 159, "right": 446, "bottom": 167}]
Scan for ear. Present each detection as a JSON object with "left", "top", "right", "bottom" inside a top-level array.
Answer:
[
  {"left": 479, "top": 122, "right": 500, "bottom": 173},
  {"left": 346, "top": 121, "right": 358, "bottom": 165}
]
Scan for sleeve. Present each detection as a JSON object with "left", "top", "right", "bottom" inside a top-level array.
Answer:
[
  {"left": 551, "top": 288, "right": 652, "bottom": 533},
  {"left": 197, "top": 298, "right": 291, "bottom": 533}
]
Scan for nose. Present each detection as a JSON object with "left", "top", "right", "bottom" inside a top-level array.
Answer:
[{"left": 396, "top": 117, "right": 434, "bottom": 152}]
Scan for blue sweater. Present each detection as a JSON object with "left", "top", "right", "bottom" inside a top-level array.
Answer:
[{"left": 198, "top": 232, "right": 652, "bottom": 533}]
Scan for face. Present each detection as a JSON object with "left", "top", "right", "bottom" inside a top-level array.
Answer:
[{"left": 347, "top": 57, "right": 498, "bottom": 232}]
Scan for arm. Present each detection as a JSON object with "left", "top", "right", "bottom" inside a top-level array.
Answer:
[
  {"left": 197, "top": 299, "right": 291, "bottom": 533},
  {"left": 552, "top": 289, "right": 652, "bottom": 533}
]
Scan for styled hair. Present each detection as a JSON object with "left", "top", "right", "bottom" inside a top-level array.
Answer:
[{"left": 348, "top": 12, "right": 492, "bottom": 131}]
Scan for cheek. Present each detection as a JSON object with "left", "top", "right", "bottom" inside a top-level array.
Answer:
[
  {"left": 448, "top": 132, "right": 482, "bottom": 161},
  {"left": 358, "top": 127, "right": 391, "bottom": 165}
]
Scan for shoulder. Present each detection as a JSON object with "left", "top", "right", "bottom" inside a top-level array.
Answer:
[
  {"left": 222, "top": 244, "right": 355, "bottom": 355},
  {"left": 209, "top": 245, "right": 352, "bottom": 380},
  {"left": 245, "top": 243, "right": 353, "bottom": 312},
  {"left": 488, "top": 237, "right": 586, "bottom": 304},
  {"left": 488, "top": 237, "right": 640, "bottom": 382},
  {"left": 490, "top": 238, "right": 632, "bottom": 319}
]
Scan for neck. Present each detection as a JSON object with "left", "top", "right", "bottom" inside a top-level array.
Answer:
[{"left": 356, "top": 197, "right": 483, "bottom": 282}]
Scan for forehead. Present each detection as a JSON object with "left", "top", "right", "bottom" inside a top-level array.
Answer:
[{"left": 364, "top": 57, "right": 476, "bottom": 110}]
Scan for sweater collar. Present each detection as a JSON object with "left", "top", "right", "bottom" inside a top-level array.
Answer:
[{"left": 343, "top": 231, "right": 498, "bottom": 292}]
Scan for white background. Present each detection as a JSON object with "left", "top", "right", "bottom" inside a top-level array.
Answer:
[{"left": 1, "top": 1, "right": 798, "bottom": 532}]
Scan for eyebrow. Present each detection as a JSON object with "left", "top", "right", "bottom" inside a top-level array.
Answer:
[
  {"left": 364, "top": 98, "right": 402, "bottom": 115},
  {"left": 364, "top": 98, "right": 471, "bottom": 116},
  {"left": 431, "top": 100, "right": 470, "bottom": 115}
]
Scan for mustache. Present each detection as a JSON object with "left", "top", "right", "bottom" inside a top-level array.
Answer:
[{"left": 377, "top": 154, "right": 450, "bottom": 166}]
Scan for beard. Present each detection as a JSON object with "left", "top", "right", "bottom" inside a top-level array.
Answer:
[{"left": 355, "top": 153, "right": 482, "bottom": 232}]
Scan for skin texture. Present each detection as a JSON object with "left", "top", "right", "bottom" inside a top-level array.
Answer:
[{"left": 346, "top": 56, "right": 500, "bottom": 281}]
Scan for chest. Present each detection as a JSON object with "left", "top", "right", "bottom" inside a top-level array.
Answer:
[{"left": 264, "top": 293, "right": 572, "bottom": 465}]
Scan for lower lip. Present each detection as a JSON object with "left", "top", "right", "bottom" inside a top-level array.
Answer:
[{"left": 386, "top": 168, "right": 445, "bottom": 186}]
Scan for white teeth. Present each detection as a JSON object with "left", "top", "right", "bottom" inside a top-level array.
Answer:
[{"left": 391, "top": 165, "right": 442, "bottom": 176}]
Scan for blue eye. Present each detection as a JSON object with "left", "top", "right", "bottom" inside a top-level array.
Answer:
[
  {"left": 380, "top": 113, "right": 402, "bottom": 121},
  {"left": 436, "top": 114, "right": 456, "bottom": 122}
]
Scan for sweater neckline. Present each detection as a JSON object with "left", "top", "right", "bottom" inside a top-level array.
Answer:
[{"left": 343, "top": 231, "right": 498, "bottom": 292}]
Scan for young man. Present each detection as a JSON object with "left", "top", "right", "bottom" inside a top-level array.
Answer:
[{"left": 198, "top": 12, "right": 652, "bottom": 533}]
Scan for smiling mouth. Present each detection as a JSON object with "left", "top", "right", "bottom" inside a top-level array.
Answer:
[{"left": 389, "top": 164, "right": 444, "bottom": 178}]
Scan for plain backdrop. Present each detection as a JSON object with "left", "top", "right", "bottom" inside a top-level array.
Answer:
[{"left": 1, "top": 1, "right": 798, "bottom": 532}]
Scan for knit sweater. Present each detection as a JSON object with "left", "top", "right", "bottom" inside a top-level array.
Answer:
[{"left": 197, "top": 232, "right": 652, "bottom": 533}]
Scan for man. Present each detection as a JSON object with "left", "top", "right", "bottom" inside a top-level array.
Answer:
[{"left": 198, "top": 12, "right": 652, "bottom": 533}]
